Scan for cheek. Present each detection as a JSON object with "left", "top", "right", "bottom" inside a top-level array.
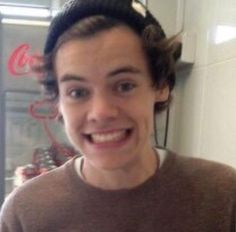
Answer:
[
  {"left": 59, "top": 105, "right": 82, "bottom": 133},
  {"left": 64, "top": 114, "right": 82, "bottom": 133},
  {"left": 62, "top": 117, "right": 77, "bottom": 144},
  {"left": 62, "top": 115, "right": 84, "bottom": 151},
  {"left": 133, "top": 101, "right": 155, "bottom": 135}
]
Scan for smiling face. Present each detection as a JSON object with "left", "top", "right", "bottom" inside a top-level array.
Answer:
[{"left": 55, "top": 25, "right": 168, "bottom": 171}]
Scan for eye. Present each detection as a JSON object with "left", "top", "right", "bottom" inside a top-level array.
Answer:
[
  {"left": 117, "top": 82, "right": 136, "bottom": 93},
  {"left": 68, "top": 88, "right": 90, "bottom": 99}
]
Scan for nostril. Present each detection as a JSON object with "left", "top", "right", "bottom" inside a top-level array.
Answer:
[{"left": 87, "top": 103, "right": 119, "bottom": 121}]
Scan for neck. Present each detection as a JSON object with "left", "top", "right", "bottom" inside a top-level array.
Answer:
[{"left": 76, "top": 148, "right": 158, "bottom": 190}]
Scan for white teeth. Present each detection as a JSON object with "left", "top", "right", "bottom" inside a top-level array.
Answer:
[{"left": 90, "top": 130, "right": 127, "bottom": 143}]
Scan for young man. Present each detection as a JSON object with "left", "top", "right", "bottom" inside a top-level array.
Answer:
[{"left": 1, "top": 0, "right": 236, "bottom": 231}]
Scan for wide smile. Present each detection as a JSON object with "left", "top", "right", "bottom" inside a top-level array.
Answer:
[{"left": 84, "top": 128, "right": 133, "bottom": 146}]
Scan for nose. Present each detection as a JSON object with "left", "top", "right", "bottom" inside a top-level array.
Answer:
[{"left": 87, "top": 92, "right": 119, "bottom": 122}]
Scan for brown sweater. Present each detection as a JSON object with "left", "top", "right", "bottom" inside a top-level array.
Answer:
[{"left": 0, "top": 151, "right": 236, "bottom": 232}]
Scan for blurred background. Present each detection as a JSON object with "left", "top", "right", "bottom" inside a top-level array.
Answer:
[{"left": 0, "top": 0, "right": 236, "bottom": 205}]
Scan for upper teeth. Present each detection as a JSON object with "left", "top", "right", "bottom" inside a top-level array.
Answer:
[{"left": 91, "top": 130, "right": 126, "bottom": 143}]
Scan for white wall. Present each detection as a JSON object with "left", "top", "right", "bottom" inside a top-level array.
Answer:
[{"left": 150, "top": 0, "right": 236, "bottom": 168}]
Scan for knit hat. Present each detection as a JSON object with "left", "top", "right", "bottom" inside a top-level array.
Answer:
[{"left": 44, "top": 0, "right": 166, "bottom": 55}]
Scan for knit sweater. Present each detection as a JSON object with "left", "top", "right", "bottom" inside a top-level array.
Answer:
[{"left": 0, "top": 150, "right": 236, "bottom": 232}]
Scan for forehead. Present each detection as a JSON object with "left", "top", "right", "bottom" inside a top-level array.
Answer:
[{"left": 54, "top": 26, "right": 149, "bottom": 79}]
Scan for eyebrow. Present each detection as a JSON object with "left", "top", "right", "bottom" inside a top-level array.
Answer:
[
  {"left": 59, "top": 65, "right": 141, "bottom": 83},
  {"left": 59, "top": 74, "right": 86, "bottom": 83},
  {"left": 107, "top": 66, "right": 141, "bottom": 77}
]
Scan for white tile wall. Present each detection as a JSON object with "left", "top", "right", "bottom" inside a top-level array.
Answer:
[
  {"left": 200, "top": 59, "right": 236, "bottom": 164},
  {"left": 168, "top": 67, "right": 207, "bottom": 156},
  {"left": 166, "top": 0, "right": 236, "bottom": 167}
]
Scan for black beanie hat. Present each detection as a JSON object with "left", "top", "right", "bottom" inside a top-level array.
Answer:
[{"left": 44, "top": 0, "right": 166, "bottom": 55}]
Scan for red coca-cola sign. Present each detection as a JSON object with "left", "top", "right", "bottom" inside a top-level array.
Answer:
[{"left": 8, "top": 43, "right": 40, "bottom": 77}]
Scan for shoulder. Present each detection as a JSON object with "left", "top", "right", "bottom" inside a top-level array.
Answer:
[
  {"left": 1, "top": 157, "right": 76, "bottom": 214},
  {"left": 163, "top": 150, "right": 236, "bottom": 196},
  {"left": 171, "top": 151, "right": 236, "bottom": 178},
  {"left": 16, "top": 158, "right": 72, "bottom": 195}
]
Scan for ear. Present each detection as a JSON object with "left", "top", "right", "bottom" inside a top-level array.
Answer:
[{"left": 155, "top": 85, "right": 170, "bottom": 103}]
